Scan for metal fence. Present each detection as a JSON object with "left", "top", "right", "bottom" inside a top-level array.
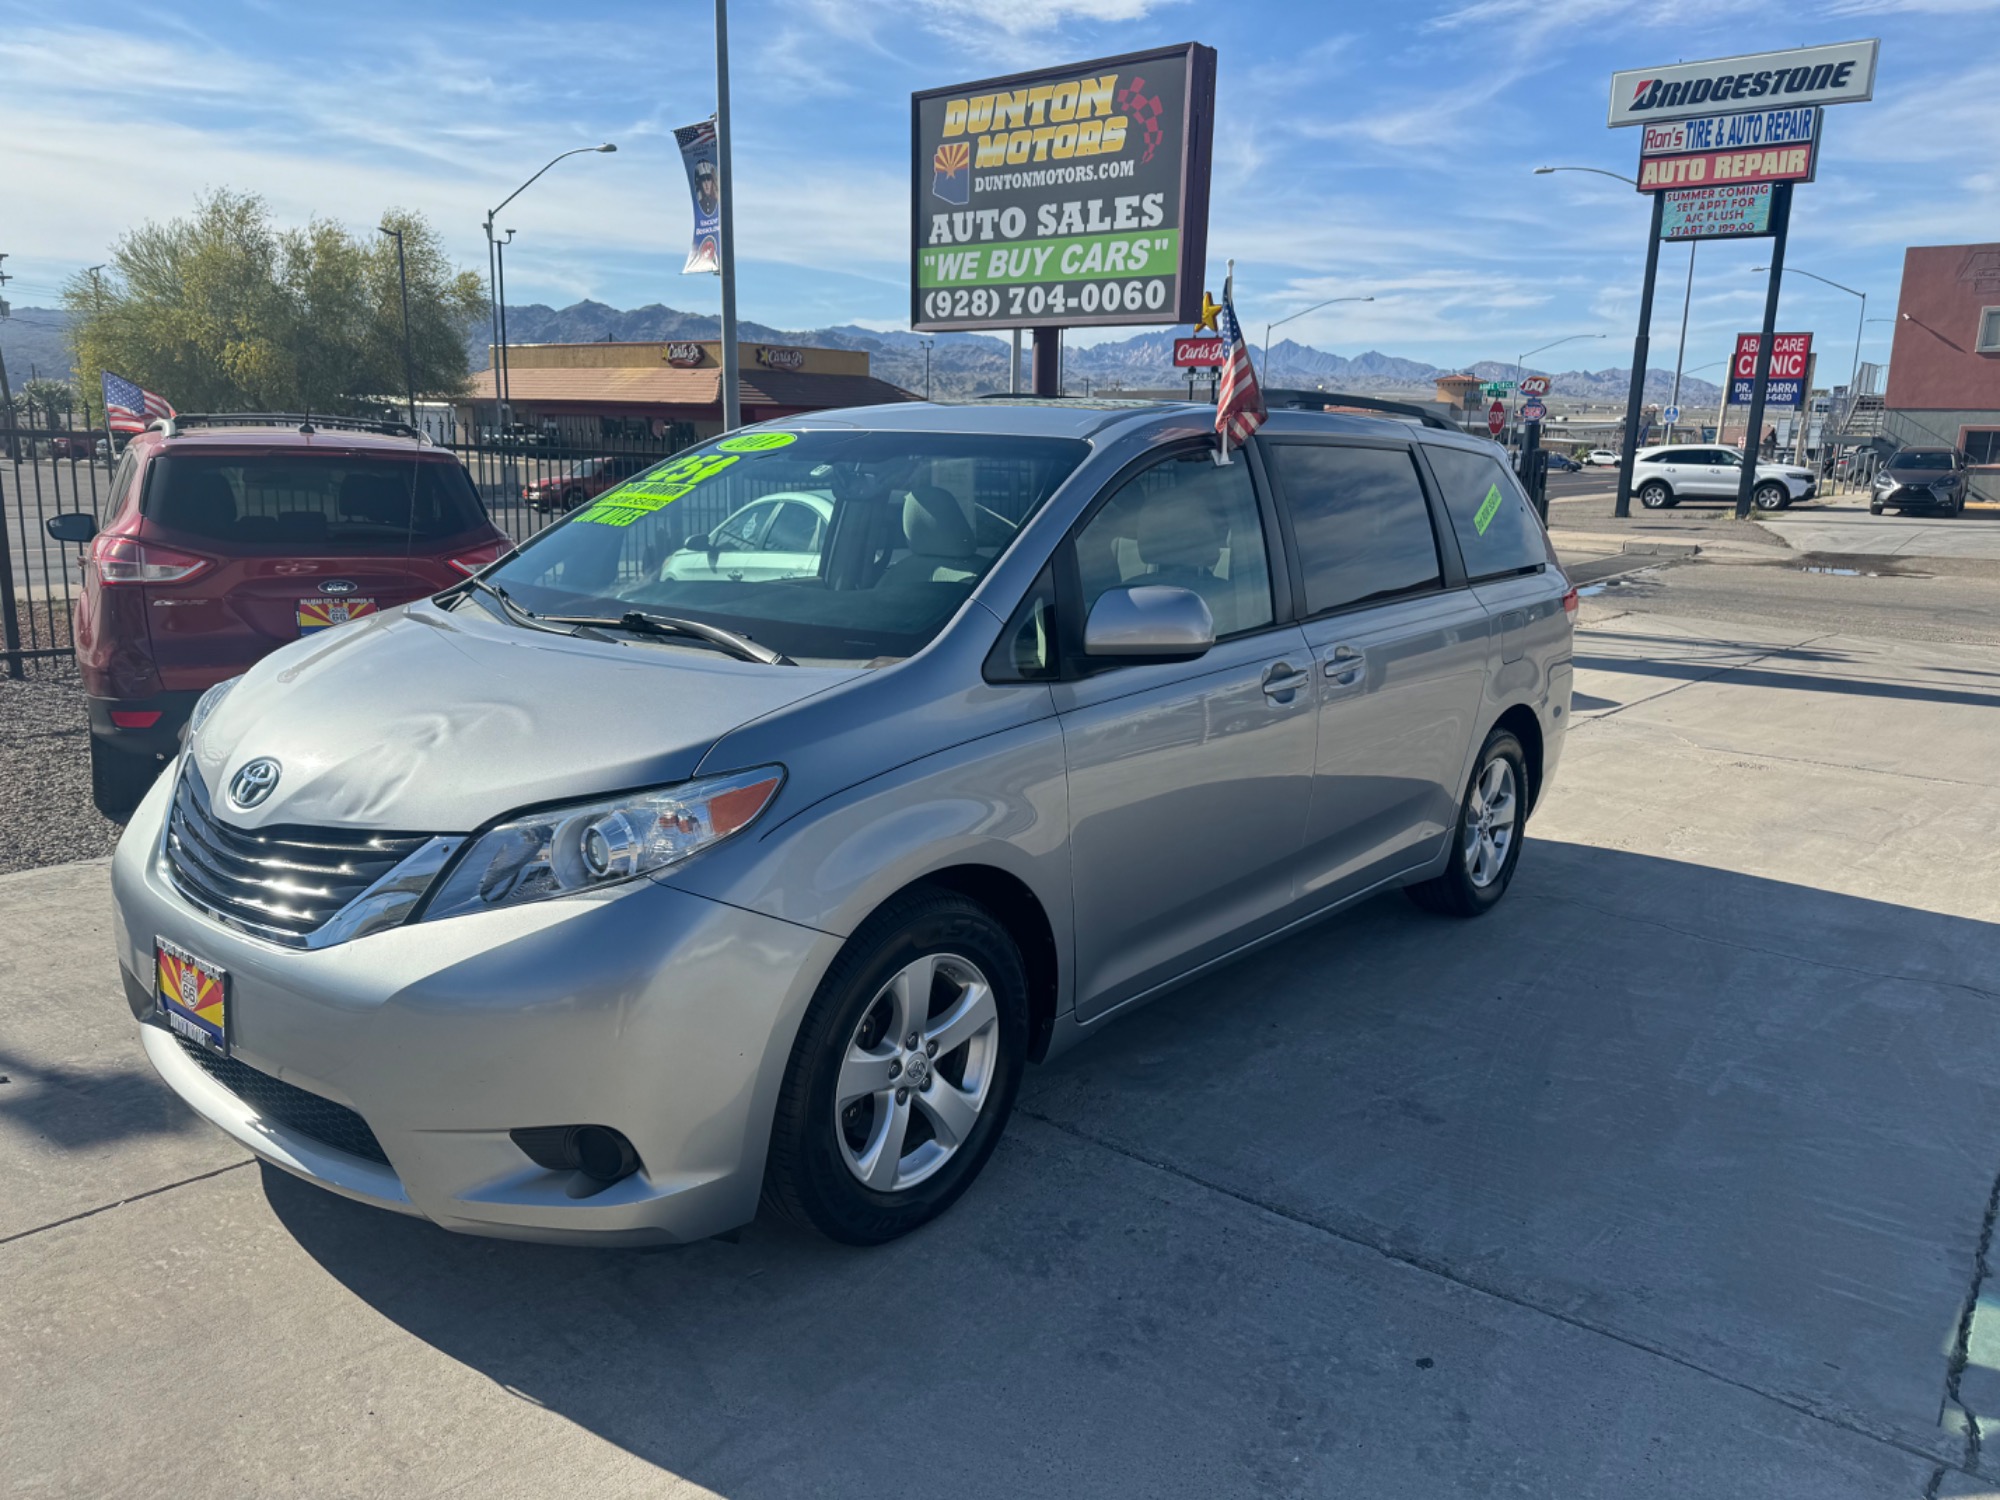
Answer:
[{"left": 0, "top": 407, "right": 703, "bottom": 677}]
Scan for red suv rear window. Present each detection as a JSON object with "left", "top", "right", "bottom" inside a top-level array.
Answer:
[{"left": 144, "top": 453, "right": 487, "bottom": 548}]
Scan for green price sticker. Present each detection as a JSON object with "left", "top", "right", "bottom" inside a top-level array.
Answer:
[
  {"left": 716, "top": 431, "right": 798, "bottom": 453},
  {"left": 578, "top": 451, "right": 741, "bottom": 526},
  {"left": 1473, "top": 483, "right": 1504, "bottom": 536}
]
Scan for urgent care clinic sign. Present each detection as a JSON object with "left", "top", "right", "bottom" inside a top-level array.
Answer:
[{"left": 1729, "top": 331, "right": 1813, "bottom": 408}]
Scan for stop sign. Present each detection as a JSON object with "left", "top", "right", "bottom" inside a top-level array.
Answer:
[{"left": 1488, "top": 400, "right": 1506, "bottom": 437}]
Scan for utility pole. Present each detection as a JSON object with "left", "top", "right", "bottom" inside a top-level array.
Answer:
[
  {"left": 495, "top": 229, "right": 515, "bottom": 420},
  {"left": 919, "top": 338, "right": 935, "bottom": 401},
  {"left": 1667, "top": 241, "right": 1695, "bottom": 443},
  {"left": 484, "top": 224, "right": 503, "bottom": 433},
  {"left": 377, "top": 228, "right": 417, "bottom": 425},
  {"left": 714, "top": 0, "right": 741, "bottom": 431},
  {"left": 0, "top": 251, "right": 21, "bottom": 679},
  {"left": 1734, "top": 183, "right": 1794, "bottom": 519},
  {"left": 1613, "top": 192, "right": 1667, "bottom": 519}
]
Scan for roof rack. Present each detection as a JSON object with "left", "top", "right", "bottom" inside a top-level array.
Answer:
[
  {"left": 149, "top": 413, "right": 431, "bottom": 444},
  {"left": 1264, "top": 389, "right": 1459, "bottom": 433}
]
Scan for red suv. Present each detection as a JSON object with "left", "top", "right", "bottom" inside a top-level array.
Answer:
[
  {"left": 522, "top": 454, "right": 648, "bottom": 513},
  {"left": 46, "top": 414, "right": 510, "bottom": 819}
]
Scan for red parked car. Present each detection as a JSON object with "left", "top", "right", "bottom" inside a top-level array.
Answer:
[
  {"left": 46, "top": 414, "right": 510, "bottom": 819},
  {"left": 521, "top": 454, "right": 648, "bottom": 513}
]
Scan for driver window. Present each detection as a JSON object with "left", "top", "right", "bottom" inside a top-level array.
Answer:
[
  {"left": 1074, "top": 451, "right": 1274, "bottom": 640},
  {"left": 762, "top": 500, "right": 822, "bottom": 554},
  {"left": 712, "top": 501, "right": 774, "bottom": 550}
]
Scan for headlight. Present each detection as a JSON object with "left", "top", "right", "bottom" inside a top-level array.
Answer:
[
  {"left": 420, "top": 765, "right": 785, "bottom": 922},
  {"left": 187, "top": 676, "right": 242, "bottom": 740}
]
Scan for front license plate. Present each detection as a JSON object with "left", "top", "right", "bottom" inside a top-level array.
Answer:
[
  {"left": 156, "top": 938, "right": 229, "bottom": 1055},
  {"left": 297, "top": 597, "right": 378, "bottom": 635}
]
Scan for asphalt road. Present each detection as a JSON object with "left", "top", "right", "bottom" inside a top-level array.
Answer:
[{"left": 7, "top": 562, "right": 2000, "bottom": 1496}]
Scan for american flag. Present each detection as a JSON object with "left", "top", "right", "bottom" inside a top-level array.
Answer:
[
  {"left": 1214, "top": 272, "right": 1266, "bottom": 452},
  {"left": 102, "top": 371, "right": 175, "bottom": 434}
]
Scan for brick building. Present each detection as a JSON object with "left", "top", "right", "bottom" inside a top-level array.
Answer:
[{"left": 1883, "top": 243, "right": 2000, "bottom": 500}]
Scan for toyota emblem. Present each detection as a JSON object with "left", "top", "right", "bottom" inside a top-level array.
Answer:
[
  {"left": 229, "top": 758, "right": 282, "bottom": 810},
  {"left": 318, "top": 579, "right": 359, "bottom": 595}
]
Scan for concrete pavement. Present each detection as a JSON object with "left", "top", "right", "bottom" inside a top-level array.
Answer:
[{"left": 6, "top": 589, "right": 2000, "bottom": 1496}]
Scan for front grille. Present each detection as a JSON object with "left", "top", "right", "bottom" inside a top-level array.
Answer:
[
  {"left": 173, "top": 1033, "right": 390, "bottom": 1165},
  {"left": 164, "top": 769, "right": 431, "bottom": 945}
]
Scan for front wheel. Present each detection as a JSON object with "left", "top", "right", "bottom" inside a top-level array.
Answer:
[
  {"left": 90, "top": 736, "right": 160, "bottom": 823},
  {"left": 1637, "top": 480, "right": 1673, "bottom": 510},
  {"left": 1753, "top": 482, "right": 1788, "bottom": 512},
  {"left": 1406, "top": 730, "right": 1528, "bottom": 918},
  {"left": 763, "top": 887, "right": 1028, "bottom": 1244},
  {"left": 1869, "top": 502, "right": 1883, "bottom": 515}
]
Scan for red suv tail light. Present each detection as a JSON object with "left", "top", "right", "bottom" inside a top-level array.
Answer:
[
  {"left": 450, "top": 541, "right": 511, "bottom": 575},
  {"left": 92, "top": 534, "right": 211, "bottom": 585}
]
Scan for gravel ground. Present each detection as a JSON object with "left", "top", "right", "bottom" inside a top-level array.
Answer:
[{"left": 0, "top": 670, "right": 124, "bottom": 874}]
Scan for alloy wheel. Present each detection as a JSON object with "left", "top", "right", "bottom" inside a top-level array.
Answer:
[
  {"left": 835, "top": 952, "right": 1000, "bottom": 1193},
  {"left": 1462, "top": 757, "right": 1518, "bottom": 889}
]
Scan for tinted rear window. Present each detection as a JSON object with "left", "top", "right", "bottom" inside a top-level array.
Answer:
[
  {"left": 1424, "top": 445, "right": 1553, "bottom": 579},
  {"left": 145, "top": 454, "right": 486, "bottom": 547},
  {"left": 1267, "top": 443, "right": 1440, "bottom": 615}
]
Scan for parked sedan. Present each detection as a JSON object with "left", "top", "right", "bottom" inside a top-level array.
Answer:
[
  {"left": 1584, "top": 449, "right": 1622, "bottom": 467},
  {"left": 1544, "top": 452, "right": 1582, "bottom": 473},
  {"left": 1871, "top": 448, "right": 1967, "bottom": 515},
  {"left": 522, "top": 455, "right": 648, "bottom": 514}
]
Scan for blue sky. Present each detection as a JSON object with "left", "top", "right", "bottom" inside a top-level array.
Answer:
[{"left": 2, "top": 0, "right": 1995, "bottom": 378}]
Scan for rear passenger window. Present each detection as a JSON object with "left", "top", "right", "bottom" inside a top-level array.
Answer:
[
  {"left": 1425, "top": 446, "right": 1554, "bottom": 580},
  {"left": 1267, "top": 443, "right": 1440, "bottom": 615}
]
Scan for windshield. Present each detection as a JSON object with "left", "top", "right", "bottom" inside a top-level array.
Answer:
[
  {"left": 1893, "top": 450, "right": 1954, "bottom": 470},
  {"left": 482, "top": 428, "right": 1088, "bottom": 664},
  {"left": 146, "top": 453, "right": 488, "bottom": 548}
]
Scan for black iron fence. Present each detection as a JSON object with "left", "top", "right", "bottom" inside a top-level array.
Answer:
[{"left": 0, "top": 407, "right": 703, "bottom": 677}]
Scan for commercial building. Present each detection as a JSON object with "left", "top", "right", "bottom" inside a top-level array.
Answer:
[
  {"left": 1883, "top": 243, "right": 2000, "bottom": 500},
  {"left": 461, "top": 340, "right": 917, "bottom": 444}
]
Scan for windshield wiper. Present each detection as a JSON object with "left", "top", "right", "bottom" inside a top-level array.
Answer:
[
  {"left": 449, "top": 574, "right": 581, "bottom": 637},
  {"left": 540, "top": 610, "right": 795, "bottom": 666}
]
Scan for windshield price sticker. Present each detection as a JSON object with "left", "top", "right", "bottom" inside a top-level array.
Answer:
[
  {"left": 911, "top": 44, "right": 1215, "bottom": 332},
  {"left": 580, "top": 451, "right": 742, "bottom": 528},
  {"left": 1474, "top": 483, "right": 1504, "bottom": 536},
  {"left": 717, "top": 431, "right": 798, "bottom": 452}
]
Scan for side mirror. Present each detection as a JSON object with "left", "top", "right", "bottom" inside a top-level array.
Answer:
[
  {"left": 46, "top": 512, "right": 97, "bottom": 545},
  {"left": 1083, "top": 585, "right": 1215, "bottom": 662}
]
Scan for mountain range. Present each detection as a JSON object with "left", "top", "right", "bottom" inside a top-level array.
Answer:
[{"left": 0, "top": 301, "right": 1724, "bottom": 407}]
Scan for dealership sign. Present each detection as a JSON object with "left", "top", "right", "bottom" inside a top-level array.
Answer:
[
  {"left": 1660, "top": 184, "right": 1773, "bottom": 239},
  {"left": 1637, "top": 107, "right": 1818, "bottom": 191},
  {"left": 1609, "top": 40, "right": 1878, "bottom": 127},
  {"left": 1728, "top": 331, "right": 1813, "bottom": 408},
  {"left": 911, "top": 43, "right": 1217, "bottom": 332}
]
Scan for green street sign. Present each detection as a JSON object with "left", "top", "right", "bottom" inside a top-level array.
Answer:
[{"left": 1480, "top": 381, "right": 1516, "bottom": 396}]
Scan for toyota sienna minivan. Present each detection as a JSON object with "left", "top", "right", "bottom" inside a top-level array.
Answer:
[{"left": 112, "top": 400, "right": 1574, "bottom": 1247}]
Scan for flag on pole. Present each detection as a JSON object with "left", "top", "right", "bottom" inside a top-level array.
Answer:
[
  {"left": 102, "top": 372, "right": 174, "bottom": 433},
  {"left": 1214, "top": 268, "right": 1266, "bottom": 455}
]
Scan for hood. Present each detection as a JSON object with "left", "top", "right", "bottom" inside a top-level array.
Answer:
[{"left": 190, "top": 599, "right": 859, "bottom": 834}]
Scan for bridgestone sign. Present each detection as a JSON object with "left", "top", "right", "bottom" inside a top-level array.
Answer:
[
  {"left": 911, "top": 43, "right": 1217, "bottom": 332},
  {"left": 1607, "top": 40, "right": 1878, "bottom": 127}
]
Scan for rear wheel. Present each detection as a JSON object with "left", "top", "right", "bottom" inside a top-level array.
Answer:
[
  {"left": 763, "top": 887, "right": 1028, "bottom": 1244},
  {"left": 90, "top": 736, "right": 160, "bottom": 824},
  {"left": 1406, "top": 730, "right": 1528, "bottom": 919},
  {"left": 1753, "top": 482, "right": 1788, "bottom": 512},
  {"left": 1637, "top": 480, "right": 1673, "bottom": 510}
]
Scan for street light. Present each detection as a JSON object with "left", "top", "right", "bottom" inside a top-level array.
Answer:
[
  {"left": 1262, "top": 295, "right": 1374, "bottom": 381},
  {"left": 1533, "top": 165, "right": 1638, "bottom": 187},
  {"left": 484, "top": 144, "right": 616, "bottom": 428},
  {"left": 1757, "top": 262, "right": 1865, "bottom": 445},
  {"left": 919, "top": 337, "right": 935, "bottom": 401},
  {"left": 376, "top": 226, "right": 417, "bottom": 426}
]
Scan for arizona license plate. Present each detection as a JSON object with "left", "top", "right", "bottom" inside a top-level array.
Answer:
[
  {"left": 156, "top": 938, "right": 229, "bottom": 1054},
  {"left": 297, "top": 597, "right": 378, "bottom": 634}
]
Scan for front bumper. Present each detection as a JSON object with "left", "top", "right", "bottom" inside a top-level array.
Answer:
[{"left": 112, "top": 773, "right": 842, "bottom": 1245}]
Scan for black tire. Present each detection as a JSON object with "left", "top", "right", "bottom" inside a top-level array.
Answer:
[
  {"left": 1869, "top": 503, "right": 1883, "bottom": 515},
  {"left": 90, "top": 736, "right": 160, "bottom": 823},
  {"left": 763, "top": 886, "right": 1029, "bottom": 1245},
  {"left": 561, "top": 487, "right": 585, "bottom": 512},
  {"left": 1637, "top": 480, "right": 1673, "bottom": 510},
  {"left": 1406, "top": 729, "right": 1529, "bottom": 919},
  {"left": 1753, "top": 482, "right": 1787, "bottom": 512}
]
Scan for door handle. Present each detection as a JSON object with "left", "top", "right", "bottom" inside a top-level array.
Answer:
[
  {"left": 1262, "top": 663, "right": 1310, "bottom": 699},
  {"left": 1323, "top": 646, "right": 1365, "bottom": 687}
]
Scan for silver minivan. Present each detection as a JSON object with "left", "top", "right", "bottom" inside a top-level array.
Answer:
[{"left": 111, "top": 401, "right": 1574, "bottom": 1246}]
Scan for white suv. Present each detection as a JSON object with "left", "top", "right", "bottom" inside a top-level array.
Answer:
[{"left": 1631, "top": 445, "right": 1816, "bottom": 511}]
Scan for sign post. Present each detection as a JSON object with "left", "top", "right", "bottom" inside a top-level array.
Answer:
[
  {"left": 1613, "top": 191, "right": 1667, "bottom": 518},
  {"left": 1734, "top": 181, "right": 1794, "bottom": 516}
]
